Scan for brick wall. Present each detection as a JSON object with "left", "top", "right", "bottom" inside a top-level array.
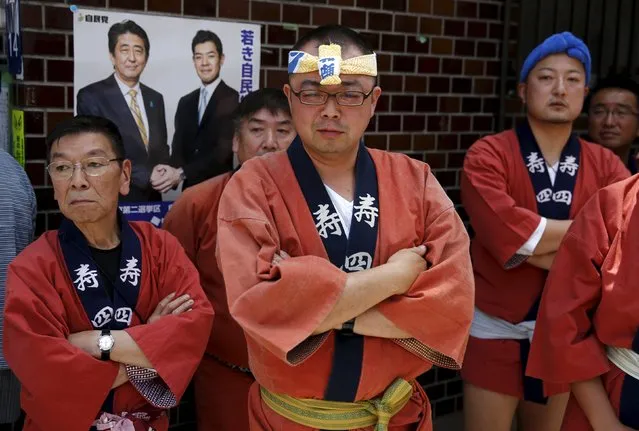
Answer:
[{"left": 5, "top": 0, "right": 511, "bottom": 428}]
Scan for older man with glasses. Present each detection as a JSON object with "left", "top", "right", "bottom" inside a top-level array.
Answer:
[
  {"left": 586, "top": 74, "right": 639, "bottom": 174},
  {"left": 2, "top": 115, "right": 213, "bottom": 431},
  {"left": 215, "top": 24, "right": 474, "bottom": 431}
]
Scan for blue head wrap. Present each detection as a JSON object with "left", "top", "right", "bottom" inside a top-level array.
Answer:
[{"left": 519, "top": 32, "right": 591, "bottom": 84}]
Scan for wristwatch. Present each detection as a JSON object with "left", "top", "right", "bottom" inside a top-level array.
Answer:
[
  {"left": 178, "top": 168, "right": 186, "bottom": 182},
  {"left": 340, "top": 319, "right": 356, "bottom": 336},
  {"left": 97, "top": 329, "right": 115, "bottom": 361}
]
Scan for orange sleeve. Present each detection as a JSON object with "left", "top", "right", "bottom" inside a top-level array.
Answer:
[
  {"left": 461, "top": 138, "right": 542, "bottom": 268},
  {"left": 3, "top": 256, "right": 119, "bottom": 431},
  {"left": 527, "top": 189, "right": 618, "bottom": 383},
  {"left": 125, "top": 231, "right": 214, "bottom": 404},
  {"left": 216, "top": 173, "right": 347, "bottom": 365},
  {"left": 377, "top": 172, "right": 474, "bottom": 369}
]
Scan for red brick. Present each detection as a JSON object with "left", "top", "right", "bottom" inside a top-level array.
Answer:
[
  {"left": 47, "top": 111, "right": 74, "bottom": 134},
  {"left": 444, "top": 20, "right": 465, "bottom": 37},
  {"left": 17, "top": 84, "right": 65, "bottom": 108},
  {"left": 489, "top": 23, "right": 505, "bottom": 39},
  {"left": 26, "top": 162, "right": 46, "bottom": 186},
  {"left": 357, "top": 0, "right": 381, "bottom": 8},
  {"left": 407, "top": 36, "right": 430, "bottom": 54},
  {"left": 268, "top": 25, "right": 297, "bottom": 45},
  {"left": 393, "top": 55, "right": 415, "bottom": 73},
  {"left": 424, "top": 151, "right": 446, "bottom": 168},
  {"left": 360, "top": 32, "right": 380, "bottom": 51},
  {"left": 252, "top": 1, "right": 280, "bottom": 21},
  {"left": 184, "top": 0, "right": 217, "bottom": 17},
  {"left": 405, "top": 76, "right": 427, "bottom": 92},
  {"left": 429, "top": 77, "right": 450, "bottom": 93},
  {"left": 377, "top": 53, "right": 391, "bottom": 72},
  {"left": 283, "top": 4, "right": 310, "bottom": 24},
  {"left": 24, "top": 111, "right": 45, "bottom": 135},
  {"left": 394, "top": 14, "right": 417, "bottom": 33},
  {"left": 403, "top": 115, "right": 425, "bottom": 132},
  {"left": 23, "top": 32, "right": 66, "bottom": 56},
  {"left": 418, "top": 57, "right": 440, "bottom": 74},
  {"left": 442, "top": 58, "right": 462, "bottom": 74},
  {"left": 438, "top": 134, "right": 459, "bottom": 150},
  {"left": 408, "top": 0, "right": 430, "bottom": 14},
  {"left": 414, "top": 134, "right": 436, "bottom": 151},
  {"left": 68, "top": 35, "right": 73, "bottom": 57},
  {"left": 460, "top": 134, "right": 480, "bottom": 149},
  {"left": 378, "top": 115, "right": 401, "bottom": 132},
  {"left": 454, "top": 39, "right": 475, "bottom": 56},
  {"left": 420, "top": 17, "right": 442, "bottom": 35},
  {"left": 26, "top": 137, "right": 47, "bottom": 160},
  {"left": 22, "top": 4, "right": 42, "bottom": 29},
  {"left": 341, "top": 9, "right": 366, "bottom": 29},
  {"left": 366, "top": 117, "right": 376, "bottom": 133},
  {"left": 430, "top": 38, "right": 453, "bottom": 55},
  {"left": 389, "top": 134, "right": 411, "bottom": 151},
  {"left": 416, "top": 96, "right": 438, "bottom": 112},
  {"left": 366, "top": 135, "right": 387, "bottom": 150},
  {"left": 383, "top": 0, "right": 406, "bottom": 12},
  {"left": 219, "top": 0, "right": 249, "bottom": 19},
  {"left": 376, "top": 94, "right": 390, "bottom": 112},
  {"left": 486, "top": 61, "right": 500, "bottom": 76},
  {"left": 475, "top": 78, "right": 495, "bottom": 94},
  {"left": 483, "top": 97, "right": 499, "bottom": 114},
  {"left": 433, "top": 0, "right": 455, "bottom": 16},
  {"left": 392, "top": 95, "right": 414, "bottom": 111},
  {"left": 67, "top": 87, "right": 73, "bottom": 109},
  {"left": 464, "top": 59, "right": 484, "bottom": 76},
  {"left": 380, "top": 74, "right": 403, "bottom": 92},
  {"left": 148, "top": 0, "right": 181, "bottom": 13},
  {"left": 382, "top": 34, "right": 405, "bottom": 52},
  {"left": 462, "top": 97, "right": 482, "bottom": 112},
  {"left": 23, "top": 58, "right": 45, "bottom": 81},
  {"left": 263, "top": 48, "right": 279, "bottom": 67},
  {"left": 479, "top": 3, "right": 500, "bottom": 20},
  {"left": 468, "top": 22, "right": 487, "bottom": 38},
  {"left": 48, "top": 59, "right": 74, "bottom": 83},
  {"left": 447, "top": 152, "right": 466, "bottom": 169},
  {"left": 110, "top": 0, "right": 144, "bottom": 10},
  {"left": 477, "top": 41, "right": 497, "bottom": 57},
  {"left": 266, "top": 69, "right": 287, "bottom": 88},
  {"left": 452, "top": 77, "right": 472, "bottom": 93},
  {"left": 457, "top": 1, "right": 477, "bottom": 18},
  {"left": 330, "top": 0, "right": 354, "bottom": 4},
  {"left": 439, "top": 96, "right": 460, "bottom": 113},
  {"left": 450, "top": 115, "right": 471, "bottom": 132},
  {"left": 368, "top": 12, "right": 392, "bottom": 31}
]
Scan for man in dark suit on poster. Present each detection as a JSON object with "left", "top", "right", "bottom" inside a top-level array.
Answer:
[
  {"left": 76, "top": 20, "right": 175, "bottom": 202},
  {"left": 169, "top": 30, "right": 240, "bottom": 190}
]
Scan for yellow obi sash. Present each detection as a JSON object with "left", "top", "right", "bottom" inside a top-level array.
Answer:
[{"left": 260, "top": 378, "right": 414, "bottom": 430}]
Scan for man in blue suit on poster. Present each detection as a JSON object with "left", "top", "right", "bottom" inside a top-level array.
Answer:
[{"left": 76, "top": 19, "right": 176, "bottom": 202}]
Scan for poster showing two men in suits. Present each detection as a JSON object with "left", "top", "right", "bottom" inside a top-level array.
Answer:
[{"left": 73, "top": 8, "right": 261, "bottom": 211}]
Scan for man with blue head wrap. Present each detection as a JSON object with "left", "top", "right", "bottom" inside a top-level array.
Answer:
[{"left": 461, "top": 32, "right": 630, "bottom": 431}]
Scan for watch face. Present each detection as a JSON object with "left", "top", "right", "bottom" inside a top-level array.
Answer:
[{"left": 98, "top": 335, "right": 114, "bottom": 351}]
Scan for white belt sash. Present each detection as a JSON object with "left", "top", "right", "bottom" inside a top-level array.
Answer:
[
  {"left": 469, "top": 307, "right": 536, "bottom": 341},
  {"left": 608, "top": 346, "right": 639, "bottom": 381}
]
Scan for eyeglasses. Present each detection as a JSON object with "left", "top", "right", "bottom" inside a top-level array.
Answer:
[
  {"left": 589, "top": 107, "right": 639, "bottom": 120},
  {"left": 290, "top": 89, "right": 375, "bottom": 106},
  {"left": 47, "top": 157, "right": 123, "bottom": 180}
]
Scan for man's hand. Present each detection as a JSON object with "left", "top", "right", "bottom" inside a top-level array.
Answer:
[
  {"left": 386, "top": 245, "right": 428, "bottom": 295},
  {"left": 68, "top": 330, "right": 100, "bottom": 358},
  {"left": 150, "top": 165, "right": 182, "bottom": 193},
  {"left": 148, "top": 292, "right": 193, "bottom": 324}
]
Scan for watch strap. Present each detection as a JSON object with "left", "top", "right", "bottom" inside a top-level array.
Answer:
[{"left": 340, "top": 319, "right": 356, "bottom": 336}]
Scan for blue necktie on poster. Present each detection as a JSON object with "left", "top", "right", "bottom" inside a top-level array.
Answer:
[{"left": 198, "top": 88, "right": 207, "bottom": 124}]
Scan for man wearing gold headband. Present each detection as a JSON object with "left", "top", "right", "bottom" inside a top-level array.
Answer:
[{"left": 216, "top": 25, "right": 474, "bottom": 431}]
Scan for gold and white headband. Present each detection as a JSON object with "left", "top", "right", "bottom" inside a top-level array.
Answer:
[{"left": 287, "top": 43, "right": 377, "bottom": 85}]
